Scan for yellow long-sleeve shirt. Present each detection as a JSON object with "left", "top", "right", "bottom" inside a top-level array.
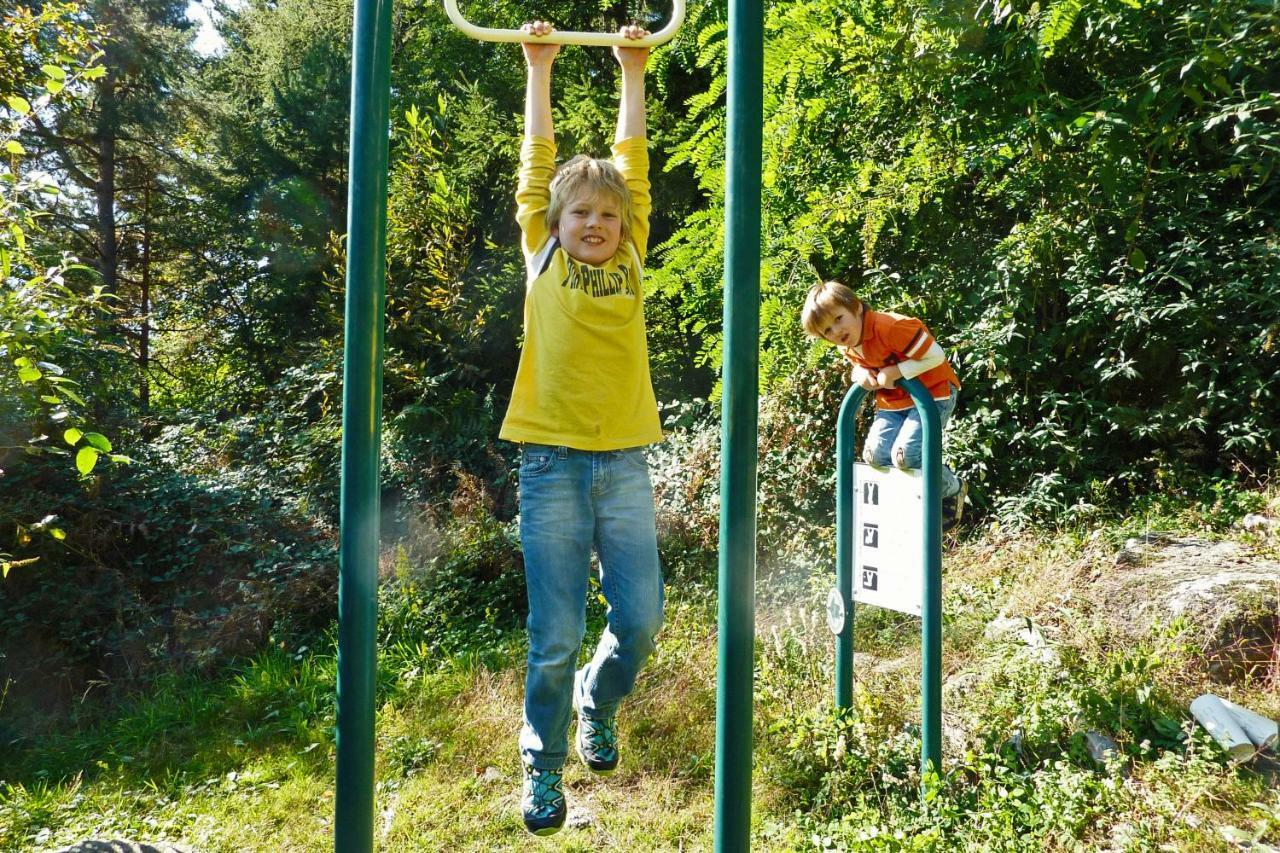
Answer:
[{"left": 499, "top": 135, "right": 663, "bottom": 450}]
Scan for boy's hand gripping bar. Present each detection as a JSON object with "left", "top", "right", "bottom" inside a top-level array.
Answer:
[{"left": 442, "top": 0, "right": 685, "bottom": 47}]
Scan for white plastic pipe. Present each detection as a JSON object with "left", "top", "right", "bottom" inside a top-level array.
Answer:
[
  {"left": 1218, "top": 696, "right": 1279, "bottom": 753},
  {"left": 442, "top": 0, "right": 685, "bottom": 47},
  {"left": 1191, "top": 694, "right": 1263, "bottom": 762}
]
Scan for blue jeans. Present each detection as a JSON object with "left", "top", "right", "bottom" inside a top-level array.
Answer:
[
  {"left": 517, "top": 445, "right": 665, "bottom": 770},
  {"left": 863, "top": 387, "right": 961, "bottom": 497}
]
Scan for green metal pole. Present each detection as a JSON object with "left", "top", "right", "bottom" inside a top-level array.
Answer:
[
  {"left": 336, "top": 0, "right": 392, "bottom": 849},
  {"left": 834, "top": 386, "right": 867, "bottom": 709},
  {"left": 714, "top": 0, "right": 762, "bottom": 845},
  {"left": 901, "top": 377, "right": 942, "bottom": 777}
]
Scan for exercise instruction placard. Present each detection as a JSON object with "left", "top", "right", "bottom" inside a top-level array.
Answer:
[{"left": 852, "top": 463, "right": 923, "bottom": 616}]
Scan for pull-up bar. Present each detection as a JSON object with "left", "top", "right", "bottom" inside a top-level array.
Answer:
[{"left": 441, "top": 0, "right": 686, "bottom": 47}]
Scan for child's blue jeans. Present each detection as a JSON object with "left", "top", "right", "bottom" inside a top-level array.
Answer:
[
  {"left": 517, "top": 444, "right": 664, "bottom": 771},
  {"left": 863, "top": 387, "right": 961, "bottom": 497}
]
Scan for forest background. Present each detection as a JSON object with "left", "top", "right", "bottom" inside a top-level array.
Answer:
[{"left": 1, "top": 0, "right": 1278, "bottom": 846}]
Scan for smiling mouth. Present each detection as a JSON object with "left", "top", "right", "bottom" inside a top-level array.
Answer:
[{"left": 583, "top": 236, "right": 604, "bottom": 245}]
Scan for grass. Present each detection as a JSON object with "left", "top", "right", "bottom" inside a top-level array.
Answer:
[{"left": 2, "top": 488, "right": 1278, "bottom": 851}]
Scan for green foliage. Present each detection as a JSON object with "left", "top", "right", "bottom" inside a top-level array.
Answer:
[
  {"left": 661, "top": 0, "right": 1280, "bottom": 521},
  {"left": 761, "top": 622, "right": 1254, "bottom": 851},
  {"left": 378, "top": 500, "right": 526, "bottom": 666},
  {"left": 0, "top": 427, "right": 336, "bottom": 717},
  {"left": 1038, "top": 0, "right": 1085, "bottom": 58},
  {"left": 1, "top": 3, "right": 120, "bottom": 573}
]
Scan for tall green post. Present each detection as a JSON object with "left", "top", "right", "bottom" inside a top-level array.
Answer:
[
  {"left": 336, "top": 0, "right": 392, "bottom": 850},
  {"left": 901, "top": 377, "right": 943, "bottom": 776},
  {"left": 714, "top": 0, "right": 762, "bottom": 846},
  {"left": 833, "top": 378, "right": 942, "bottom": 777},
  {"left": 834, "top": 386, "right": 867, "bottom": 708}
]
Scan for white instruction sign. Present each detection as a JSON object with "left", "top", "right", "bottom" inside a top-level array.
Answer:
[{"left": 852, "top": 463, "right": 923, "bottom": 616}]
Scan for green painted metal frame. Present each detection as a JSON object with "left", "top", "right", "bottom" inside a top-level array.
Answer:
[
  {"left": 338, "top": 0, "right": 766, "bottom": 847},
  {"left": 834, "top": 376, "right": 943, "bottom": 777},
  {"left": 336, "top": 0, "right": 392, "bottom": 850},
  {"left": 714, "top": 0, "right": 762, "bottom": 846}
]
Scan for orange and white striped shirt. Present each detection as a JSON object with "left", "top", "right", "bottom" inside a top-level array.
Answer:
[{"left": 841, "top": 310, "right": 960, "bottom": 411}]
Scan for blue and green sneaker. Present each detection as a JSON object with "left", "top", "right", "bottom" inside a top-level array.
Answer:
[
  {"left": 521, "top": 763, "right": 566, "bottom": 836},
  {"left": 576, "top": 712, "right": 620, "bottom": 774}
]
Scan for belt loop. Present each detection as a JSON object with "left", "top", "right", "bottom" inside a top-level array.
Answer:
[{"left": 556, "top": 445, "right": 569, "bottom": 459}]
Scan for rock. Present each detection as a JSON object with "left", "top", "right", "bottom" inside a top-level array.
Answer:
[
  {"left": 1109, "top": 822, "right": 1139, "bottom": 848},
  {"left": 943, "top": 671, "right": 981, "bottom": 700},
  {"left": 1114, "top": 532, "right": 1181, "bottom": 567},
  {"left": 1082, "top": 730, "right": 1129, "bottom": 776},
  {"left": 1004, "top": 729, "right": 1025, "bottom": 758},
  {"left": 1084, "top": 730, "right": 1120, "bottom": 762},
  {"left": 1114, "top": 548, "right": 1142, "bottom": 567},
  {"left": 983, "top": 616, "right": 1060, "bottom": 667},
  {"left": 1125, "top": 531, "right": 1175, "bottom": 548},
  {"left": 943, "top": 718, "right": 970, "bottom": 756},
  {"left": 480, "top": 766, "right": 502, "bottom": 783},
  {"left": 984, "top": 616, "right": 1034, "bottom": 643},
  {"left": 1240, "top": 513, "right": 1278, "bottom": 533},
  {"left": 566, "top": 805, "right": 595, "bottom": 830},
  {"left": 1084, "top": 537, "right": 1280, "bottom": 684}
]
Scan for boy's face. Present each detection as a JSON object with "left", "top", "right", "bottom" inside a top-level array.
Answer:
[
  {"left": 553, "top": 190, "right": 623, "bottom": 266},
  {"left": 818, "top": 305, "right": 861, "bottom": 347}
]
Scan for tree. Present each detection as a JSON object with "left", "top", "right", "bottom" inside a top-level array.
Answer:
[
  {"left": 15, "top": 0, "right": 198, "bottom": 422},
  {"left": 1, "top": 1, "right": 116, "bottom": 576}
]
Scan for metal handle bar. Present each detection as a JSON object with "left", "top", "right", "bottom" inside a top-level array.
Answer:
[{"left": 442, "top": 0, "right": 685, "bottom": 47}]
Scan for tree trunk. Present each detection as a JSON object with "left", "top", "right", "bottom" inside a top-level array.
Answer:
[
  {"left": 96, "top": 68, "right": 118, "bottom": 294},
  {"left": 140, "top": 183, "right": 151, "bottom": 414}
]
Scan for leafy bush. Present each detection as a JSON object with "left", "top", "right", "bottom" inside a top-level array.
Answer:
[
  {"left": 1, "top": 4, "right": 118, "bottom": 573},
  {"left": 0, "top": 429, "right": 336, "bottom": 724},
  {"left": 378, "top": 483, "right": 526, "bottom": 667},
  {"left": 763, "top": 634, "right": 1246, "bottom": 851}
]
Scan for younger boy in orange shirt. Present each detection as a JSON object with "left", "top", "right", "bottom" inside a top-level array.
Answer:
[{"left": 802, "top": 280, "right": 965, "bottom": 526}]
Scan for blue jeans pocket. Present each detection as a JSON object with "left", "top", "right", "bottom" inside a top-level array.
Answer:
[{"left": 520, "top": 445, "right": 558, "bottom": 477}]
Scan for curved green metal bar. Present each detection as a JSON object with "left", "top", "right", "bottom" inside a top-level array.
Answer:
[
  {"left": 900, "top": 377, "right": 943, "bottom": 778},
  {"left": 833, "top": 378, "right": 942, "bottom": 778},
  {"left": 834, "top": 384, "right": 867, "bottom": 709}
]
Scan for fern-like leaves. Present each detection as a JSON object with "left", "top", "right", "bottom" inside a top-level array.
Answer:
[{"left": 1038, "top": 0, "right": 1084, "bottom": 58}]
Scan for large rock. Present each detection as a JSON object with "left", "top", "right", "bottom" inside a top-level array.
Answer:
[{"left": 1085, "top": 536, "right": 1279, "bottom": 683}]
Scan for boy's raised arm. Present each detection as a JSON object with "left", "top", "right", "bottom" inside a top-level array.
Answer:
[
  {"left": 613, "top": 26, "right": 648, "bottom": 144},
  {"left": 516, "top": 22, "right": 559, "bottom": 261},
  {"left": 612, "top": 27, "right": 652, "bottom": 261},
  {"left": 523, "top": 21, "right": 558, "bottom": 141}
]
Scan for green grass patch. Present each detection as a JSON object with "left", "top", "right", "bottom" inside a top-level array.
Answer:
[{"left": 3, "top": 485, "right": 1278, "bottom": 850}]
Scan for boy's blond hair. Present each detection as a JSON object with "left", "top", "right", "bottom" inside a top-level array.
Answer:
[
  {"left": 801, "top": 280, "right": 864, "bottom": 338},
  {"left": 547, "top": 155, "right": 633, "bottom": 246}
]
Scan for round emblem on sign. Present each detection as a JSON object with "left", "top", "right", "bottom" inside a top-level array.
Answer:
[{"left": 825, "top": 588, "right": 845, "bottom": 635}]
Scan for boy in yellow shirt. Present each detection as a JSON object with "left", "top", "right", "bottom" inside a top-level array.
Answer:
[{"left": 502, "top": 21, "right": 664, "bottom": 836}]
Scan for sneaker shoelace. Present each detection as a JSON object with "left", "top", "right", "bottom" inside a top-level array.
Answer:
[{"left": 525, "top": 766, "right": 564, "bottom": 818}]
